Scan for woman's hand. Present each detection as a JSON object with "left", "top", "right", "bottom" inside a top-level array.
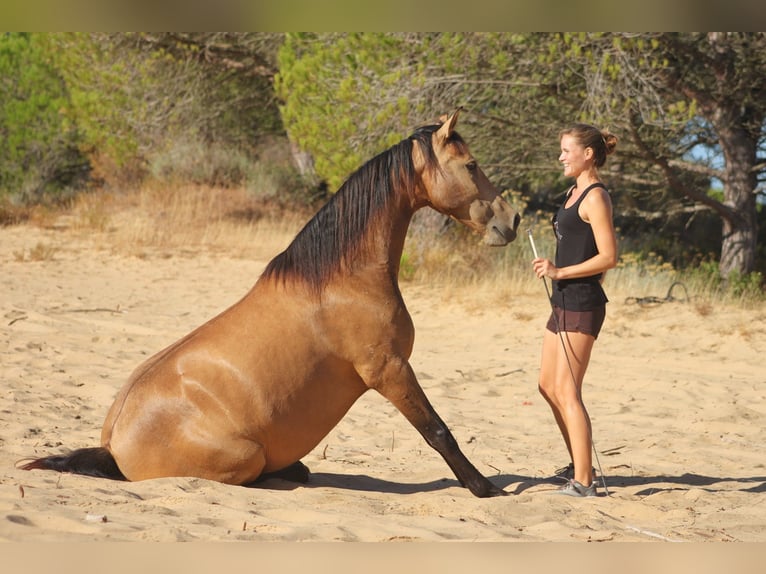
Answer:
[{"left": 532, "top": 257, "right": 559, "bottom": 280}]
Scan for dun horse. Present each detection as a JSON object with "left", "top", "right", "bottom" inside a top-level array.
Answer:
[{"left": 21, "top": 109, "right": 520, "bottom": 498}]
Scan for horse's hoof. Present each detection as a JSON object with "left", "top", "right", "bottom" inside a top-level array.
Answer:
[
  {"left": 254, "top": 460, "right": 310, "bottom": 484},
  {"left": 281, "top": 460, "right": 310, "bottom": 483},
  {"left": 472, "top": 482, "right": 508, "bottom": 498},
  {"left": 488, "top": 487, "right": 509, "bottom": 497}
]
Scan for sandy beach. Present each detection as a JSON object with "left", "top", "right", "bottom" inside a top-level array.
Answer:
[{"left": 1, "top": 215, "right": 765, "bottom": 545}]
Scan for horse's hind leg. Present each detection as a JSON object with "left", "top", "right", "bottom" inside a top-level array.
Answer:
[
  {"left": 247, "top": 461, "right": 310, "bottom": 485},
  {"left": 111, "top": 433, "right": 268, "bottom": 485}
]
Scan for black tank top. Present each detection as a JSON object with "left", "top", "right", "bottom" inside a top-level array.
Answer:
[{"left": 550, "top": 183, "right": 608, "bottom": 311}]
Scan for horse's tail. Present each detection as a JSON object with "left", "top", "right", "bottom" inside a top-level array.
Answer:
[{"left": 18, "top": 447, "right": 126, "bottom": 481}]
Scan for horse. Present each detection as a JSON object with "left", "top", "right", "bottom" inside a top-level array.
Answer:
[{"left": 20, "top": 109, "right": 520, "bottom": 498}]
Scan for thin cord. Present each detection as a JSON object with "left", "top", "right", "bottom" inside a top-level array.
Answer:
[{"left": 527, "top": 229, "right": 609, "bottom": 496}]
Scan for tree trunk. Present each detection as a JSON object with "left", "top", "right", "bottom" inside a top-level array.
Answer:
[
  {"left": 286, "top": 133, "right": 319, "bottom": 185},
  {"left": 716, "top": 119, "right": 759, "bottom": 277}
]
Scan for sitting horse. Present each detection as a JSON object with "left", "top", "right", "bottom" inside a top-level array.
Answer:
[{"left": 21, "top": 109, "right": 520, "bottom": 498}]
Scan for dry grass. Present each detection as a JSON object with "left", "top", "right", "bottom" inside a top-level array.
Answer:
[
  {"left": 12, "top": 241, "right": 58, "bottom": 262},
  {"left": 66, "top": 183, "right": 310, "bottom": 261},
  {"left": 11, "top": 183, "right": 762, "bottom": 311}
]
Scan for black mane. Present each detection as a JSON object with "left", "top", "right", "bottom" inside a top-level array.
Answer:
[{"left": 262, "top": 123, "right": 454, "bottom": 292}]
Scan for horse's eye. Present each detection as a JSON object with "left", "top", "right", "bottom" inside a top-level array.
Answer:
[{"left": 466, "top": 160, "right": 477, "bottom": 172}]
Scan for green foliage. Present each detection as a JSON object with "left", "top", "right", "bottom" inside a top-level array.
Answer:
[
  {"left": 44, "top": 33, "right": 285, "bottom": 187},
  {"left": 534, "top": 32, "right": 766, "bottom": 277},
  {"left": 682, "top": 260, "right": 764, "bottom": 301},
  {"left": 2, "top": 31, "right": 763, "bottom": 280},
  {"left": 0, "top": 33, "right": 87, "bottom": 201},
  {"left": 149, "top": 140, "right": 254, "bottom": 187},
  {"left": 275, "top": 33, "right": 429, "bottom": 192},
  {"left": 47, "top": 33, "right": 205, "bottom": 174},
  {"left": 274, "top": 32, "right": 766, "bottom": 279},
  {"left": 1, "top": 32, "right": 288, "bottom": 203},
  {"left": 275, "top": 32, "right": 587, "bottom": 196},
  {"left": 398, "top": 252, "right": 416, "bottom": 281},
  {"left": 130, "top": 33, "right": 285, "bottom": 148},
  {"left": 726, "top": 271, "right": 764, "bottom": 300}
]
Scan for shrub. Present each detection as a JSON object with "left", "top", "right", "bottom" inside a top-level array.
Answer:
[{"left": 0, "top": 33, "right": 89, "bottom": 203}]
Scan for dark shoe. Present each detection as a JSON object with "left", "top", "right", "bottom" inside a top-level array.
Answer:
[
  {"left": 553, "top": 462, "right": 597, "bottom": 481},
  {"left": 553, "top": 478, "right": 598, "bottom": 497},
  {"left": 554, "top": 463, "right": 576, "bottom": 479}
]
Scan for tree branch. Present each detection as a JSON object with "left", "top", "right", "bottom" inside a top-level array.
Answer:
[{"left": 628, "top": 114, "right": 736, "bottom": 222}]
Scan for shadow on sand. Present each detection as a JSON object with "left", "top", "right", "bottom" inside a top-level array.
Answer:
[{"left": 254, "top": 471, "right": 766, "bottom": 497}]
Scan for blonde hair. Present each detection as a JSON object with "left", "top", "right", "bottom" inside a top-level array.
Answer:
[{"left": 560, "top": 123, "right": 618, "bottom": 168}]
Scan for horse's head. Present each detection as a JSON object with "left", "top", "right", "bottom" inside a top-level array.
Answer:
[{"left": 413, "top": 108, "right": 520, "bottom": 246}]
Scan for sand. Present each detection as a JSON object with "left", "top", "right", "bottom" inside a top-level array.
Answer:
[{"left": 1, "top": 219, "right": 765, "bottom": 545}]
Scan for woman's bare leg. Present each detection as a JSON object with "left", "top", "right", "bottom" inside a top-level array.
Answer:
[{"left": 538, "top": 329, "right": 595, "bottom": 486}]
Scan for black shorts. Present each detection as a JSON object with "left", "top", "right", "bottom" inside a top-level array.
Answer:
[{"left": 545, "top": 304, "right": 606, "bottom": 339}]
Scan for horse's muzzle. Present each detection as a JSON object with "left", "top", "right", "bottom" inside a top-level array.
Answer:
[
  {"left": 485, "top": 222, "right": 517, "bottom": 246},
  {"left": 471, "top": 197, "right": 520, "bottom": 246}
]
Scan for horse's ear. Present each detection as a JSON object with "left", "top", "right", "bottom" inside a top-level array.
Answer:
[{"left": 436, "top": 107, "right": 462, "bottom": 143}]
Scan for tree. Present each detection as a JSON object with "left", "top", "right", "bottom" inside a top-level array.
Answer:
[
  {"left": 577, "top": 32, "right": 765, "bottom": 277},
  {"left": 277, "top": 32, "right": 765, "bottom": 278},
  {"left": 43, "top": 33, "right": 198, "bottom": 180},
  {"left": 274, "top": 33, "right": 581, "bottom": 195},
  {"left": 275, "top": 33, "right": 432, "bottom": 192},
  {"left": 2, "top": 32, "right": 299, "bottom": 200},
  {"left": 127, "top": 32, "right": 285, "bottom": 143},
  {"left": 0, "top": 33, "right": 88, "bottom": 201},
  {"left": 44, "top": 33, "right": 286, "bottom": 186}
]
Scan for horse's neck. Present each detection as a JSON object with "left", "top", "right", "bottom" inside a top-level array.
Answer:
[{"left": 362, "top": 196, "right": 414, "bottom": 278}]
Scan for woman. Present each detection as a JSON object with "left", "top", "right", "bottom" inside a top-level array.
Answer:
[{"left": 532, "top": 123, "right": 618, "bottom": 497}]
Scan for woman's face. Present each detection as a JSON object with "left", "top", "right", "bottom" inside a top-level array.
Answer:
[{"left": 559, "top": 134, "right": 592, "bottom": 178}]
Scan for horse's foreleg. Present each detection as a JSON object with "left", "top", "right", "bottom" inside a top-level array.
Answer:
[{"left": 375, "top": 363, "right": 507, "bottom": 498}]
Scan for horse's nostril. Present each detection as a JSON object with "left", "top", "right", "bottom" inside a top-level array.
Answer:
[{"left": 513, "top": 213, "right": 521, "bottom": 230}]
